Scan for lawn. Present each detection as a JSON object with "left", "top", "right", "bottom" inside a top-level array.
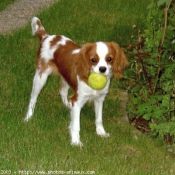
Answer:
[
  {"left": 0, "top": 0, "right": 16, "bottom": 12},
  {"left": 0, "top": 0, "right": 175, "bottom": 174}
]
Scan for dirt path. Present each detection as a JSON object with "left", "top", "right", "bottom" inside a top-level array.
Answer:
[{"left": 0, "top": 0, "right": 58, "bottom": 35}]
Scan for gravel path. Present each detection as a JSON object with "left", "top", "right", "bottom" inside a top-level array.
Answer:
[{"left": 0, "top": 0, "right": 58, "bottom": 35}]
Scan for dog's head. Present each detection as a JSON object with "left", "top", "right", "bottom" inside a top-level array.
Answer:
[{"left": 76, "top": 42, "right": 128, "bottom": 82}]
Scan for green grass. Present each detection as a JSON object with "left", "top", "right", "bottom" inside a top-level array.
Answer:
[
  {"left": 0, "top": 0, "right": 16, "bottom": 12},
  {"left": 0, "top": 0, "right": 175, "bottom": 174}
]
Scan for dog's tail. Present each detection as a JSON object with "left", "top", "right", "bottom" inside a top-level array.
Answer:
[{"left": 31, "top": 17, "right": 48, "bottom": 41}]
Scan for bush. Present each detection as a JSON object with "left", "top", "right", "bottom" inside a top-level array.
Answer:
[{"left": 125, "top": 0, "right": 175, "bottom": 148}]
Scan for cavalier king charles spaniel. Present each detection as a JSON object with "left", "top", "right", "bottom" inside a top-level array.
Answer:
[{"left": 25, "top": 17, "right": 128, "bottom": 146}]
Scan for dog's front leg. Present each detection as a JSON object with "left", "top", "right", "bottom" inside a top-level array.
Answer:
[
  {"left": 69, "top": 102, "right": 82, "bottom": 146},
  {"left": 94, "top": 97, "right": 110, "bottom": 137}
]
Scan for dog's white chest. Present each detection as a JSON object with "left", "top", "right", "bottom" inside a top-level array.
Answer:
[{"left": 77, "top": 76, "right": 110, "bottom": 102}]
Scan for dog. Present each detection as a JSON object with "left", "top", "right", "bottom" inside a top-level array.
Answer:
[{"left": 25, "top": 17, "right": 128, "bottom": 146}]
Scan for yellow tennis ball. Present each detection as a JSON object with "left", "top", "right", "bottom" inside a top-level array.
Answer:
[{"left": 88, "top": 72, "right": 107, "bottom": 90}]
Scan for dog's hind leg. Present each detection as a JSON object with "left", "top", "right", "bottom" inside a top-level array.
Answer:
[{"left": 24, "top": 68, "right": 51, "bottom": 121}]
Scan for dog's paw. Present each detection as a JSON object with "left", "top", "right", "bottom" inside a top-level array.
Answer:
[
  {"left": 71, "top": 137, "right": 83, "bottom": 147},
  {"left": 99, "top": 133, "right": 110, "bottom": 138},
  {"left": 24, "top": 117, "right": 29, "bottom": 122},
  {"left": 96, "top": 126, "right": 110, "bottom": 138},
  {"left": 69, "top": 128, "right": 83, "bottom": 146},
  {"left": 71, "top": 141, "right": 83, "bottom": 147},
  {"left": 24, "top": 113, "right": 32, "bottom": 122}
]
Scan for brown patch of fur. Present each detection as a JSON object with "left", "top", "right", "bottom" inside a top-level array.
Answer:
[
  {"left": 48, "top": 60, "right": 59, "bottom": 75},
  {"left": 70, "top": 92, "right": 78, "bottom": 106},
  {"left": 50, "top": 36, "right": 62, "bottom": 47},
  {"left": 53, "top": 40, "right": 80, "bottom": 91},
  {"left": 36, "top": 20, "right": 47, "bottom": 41},
  {"left": 75, "top": 43, "right": 98, "bottom": 84},
  {"left": 37, "top": 58, "right": 49, "bottom": 76},
  {"left": 106, "top": 42, "right": 128, "bottom": 79}
]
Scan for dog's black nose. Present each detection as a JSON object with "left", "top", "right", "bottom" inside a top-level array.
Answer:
[{"left": 99, "top": 66, "right": 107, "bottom": 73}]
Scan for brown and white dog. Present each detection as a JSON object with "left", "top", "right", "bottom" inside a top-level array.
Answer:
[{"left": 25, "top": 17, "right": 128, "bottom": 146}]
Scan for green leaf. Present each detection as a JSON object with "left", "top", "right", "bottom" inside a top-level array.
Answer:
[
  {"left": 150, "top": 98, "right": 157, "bottom": 105},
  {"left": 143, "top": 113, "right": 151, "bottom": 120},
  {"left": 157, "top": 0, "right": 171, "bottom": 6},
  {"left": 162, "top": 95, "right": 170, "bottom": 107},
  {"left": 153, "top": 109, "right": 164, "bottom": 119},
  {"left": 137, "top": 103, "right": 152, "bottom": 116},
  {"left": 163, "top": 38, "right": 171, "bottom": 48},
  {"left": 166, "top": 28, "right": 175, "bottom": 39},
  {"left": 171, "top": 42, "right": 175, "bottom": 52},
  {"left": 124, "top": 69, "right": 135, "bottom": 78},
  {"left": 168, "top": 18, "right": 175, "bottom": 27},
  {"left": 144, "top": 58, "right": 157, "bottom": 65},
  {"left": 131, "top": 85, "right": 141, "bottom": 93}
]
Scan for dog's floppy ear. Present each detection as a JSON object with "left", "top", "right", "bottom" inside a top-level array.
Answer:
[
  {"left": 75, "top": 43, "right": 94, "bottom": 83},
  {"left": 109, "top": 42, "right": 128, "bottom": 79}
]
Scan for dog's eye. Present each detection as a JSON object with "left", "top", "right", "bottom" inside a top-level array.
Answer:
[
  {"left": 106, "top": 57, "right": 112, "bottom": 62},
  {"left": 91, "top": 58, "right": 97, "bottom": 63}
]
